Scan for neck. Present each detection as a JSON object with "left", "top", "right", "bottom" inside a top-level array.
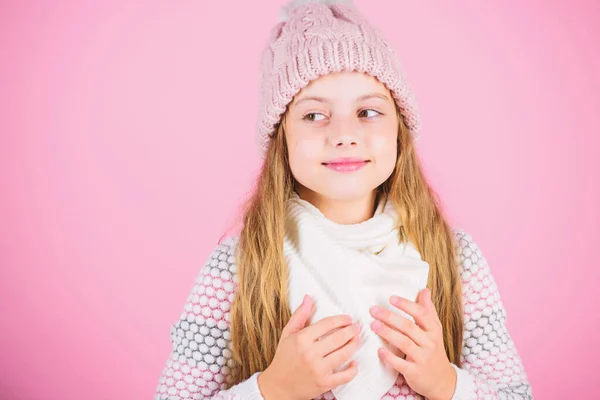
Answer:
[{"left": 295, "top": 185, "right": 379, "bottom": 224}]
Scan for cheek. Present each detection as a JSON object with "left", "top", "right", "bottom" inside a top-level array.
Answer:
[
  {"left": 293, "top": 138, "right": 321, "bottom": 160},
  {"left": 287, "top": 133, "right": 322, "bottom": 176},
  {"left": 369, "top": 126, "right": 398, "bottom": 165}
]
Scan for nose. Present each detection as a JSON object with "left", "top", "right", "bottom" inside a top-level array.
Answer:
[{"left": 327, "top": 118, "right": 360, "bottom": 148}]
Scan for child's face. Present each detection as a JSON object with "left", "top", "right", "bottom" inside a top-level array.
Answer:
[{"left": 284, "top": 71, "right": 398, "bottom": 203}]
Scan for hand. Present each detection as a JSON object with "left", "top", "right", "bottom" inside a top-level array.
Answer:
[
  {"left": 369, "top": 288, "right": 457, "bottom": 400},
  {"left": 258, "top": 295, "right": 361, "bottom": 400}
]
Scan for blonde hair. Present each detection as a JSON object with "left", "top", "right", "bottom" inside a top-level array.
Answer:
[{"left": 226, "top": 106, "right": 464, "bottom": 387}]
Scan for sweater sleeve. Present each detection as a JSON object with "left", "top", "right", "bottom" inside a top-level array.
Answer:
[
  {"left": 154, "top": 236, "right": 266, "bottom": 400},
  {"left": 449, "top": 229, "right": 534, "bottom": 400}
]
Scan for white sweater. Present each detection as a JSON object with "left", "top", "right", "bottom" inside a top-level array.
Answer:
[{"left": 154, "top": 229, "right": 534, "bottom": 399}]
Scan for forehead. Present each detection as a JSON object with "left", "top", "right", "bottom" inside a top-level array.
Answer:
[{"left": 292, "top": 71, "right": 391, "bottom": 103}]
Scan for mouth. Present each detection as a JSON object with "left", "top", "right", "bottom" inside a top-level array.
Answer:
[{"left": 322, "top": 158, "right": 371, "bottom": 172}]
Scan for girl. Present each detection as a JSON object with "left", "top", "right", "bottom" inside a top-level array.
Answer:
[{"left": 155, "top": 1, "right": 533, "bottom": 399}]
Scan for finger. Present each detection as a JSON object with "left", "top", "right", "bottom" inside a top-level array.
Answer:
[
  {"left": 282, "top": 295, "right": 315, "bottom": 338},
  {"left": 420, "top": 289, "right": 443, "bottom": 328},
  {"left": 370, "top": 306, "right": 431, "bottom": 348},
  {"left": 389, "top": 295, "right": 438, "bottom": 332},
  {"left": 302, "top": 314, "right": 354, "bottom": 341},
  {"left": 315, "top": 322, "right": 359, "bottom": 357},
  {"left": 378, "top": 347, "right": 410, "bottom": 374},
  {"left": 322, "top": 332, "right": 361, "bottom": 371},
  {"left": 371, "top": 320, "right": 422, "bottom": 362},
  {"left": 322, "top": 360, "right": 359, "bottom": 388}
]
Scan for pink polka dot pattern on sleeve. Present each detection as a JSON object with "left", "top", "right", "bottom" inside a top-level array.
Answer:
[
  {"left": 449, "top": 229, "right": 533, "bottom": 399},
  {"left": 155, "top": 237, "right": 244, "bottom": 400}
]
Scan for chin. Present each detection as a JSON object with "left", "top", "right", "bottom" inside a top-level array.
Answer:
[{"left": 313, "top": 182, "right": 379, "bottom": 202}]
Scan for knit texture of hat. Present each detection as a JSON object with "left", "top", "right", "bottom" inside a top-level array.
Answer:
[{"left": 255, "top": 0, "right": 422, "bottom": 158}]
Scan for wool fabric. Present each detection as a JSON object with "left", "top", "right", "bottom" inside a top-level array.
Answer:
[{"left": 283, "top": 192, "right": 430, "bottom": 400}]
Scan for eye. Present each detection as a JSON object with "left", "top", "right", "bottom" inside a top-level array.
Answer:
[
  {"left": 303, "top": 112, "right": 327, "bottom": 122},
  {"left": 358, "top": 109, "right": 381, "bottom": 118}
]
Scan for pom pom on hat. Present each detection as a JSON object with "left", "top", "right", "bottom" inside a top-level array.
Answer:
[{"left": 278, "top": 0, "right": 354, "bottom": 21}]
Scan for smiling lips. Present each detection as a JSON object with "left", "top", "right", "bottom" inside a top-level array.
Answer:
[{"left": 322, "top": 157, "right": 370, "bottom": 172}]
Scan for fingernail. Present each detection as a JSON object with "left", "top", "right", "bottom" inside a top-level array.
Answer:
[{"left": 390, "top": 296, "right": 399, "bottom": 305}]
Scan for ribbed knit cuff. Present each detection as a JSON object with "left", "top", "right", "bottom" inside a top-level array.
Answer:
[
  {"left": 450, "top": 363, "right": 478, "bottom": 400},
  {"left": 228, "top": 371, "right": 266, "bottom": 400}
]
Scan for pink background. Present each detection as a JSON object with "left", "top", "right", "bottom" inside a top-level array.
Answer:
[{"left": 1, "top": 1, "right": 598, "bottom": 399}]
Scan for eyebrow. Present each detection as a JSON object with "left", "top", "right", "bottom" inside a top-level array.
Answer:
[{"left": 293, "top": 93, "right": 391, "bottom": 106}]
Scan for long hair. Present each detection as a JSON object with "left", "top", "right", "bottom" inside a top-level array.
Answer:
[{"left": 226, "top": 105, "right": 464, "bottom": 387}]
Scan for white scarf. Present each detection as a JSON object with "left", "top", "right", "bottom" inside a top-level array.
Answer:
[{"left": 283, "top": 192, "right": 430, "bottom": 400}]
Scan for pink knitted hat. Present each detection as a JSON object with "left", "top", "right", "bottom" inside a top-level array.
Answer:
[{"left": 255, "top": 0, "right": 422, "bottom": 158}]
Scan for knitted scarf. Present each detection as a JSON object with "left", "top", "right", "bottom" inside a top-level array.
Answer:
[{"left": 283, "top": 191, "right": 430, "bottom": 400}]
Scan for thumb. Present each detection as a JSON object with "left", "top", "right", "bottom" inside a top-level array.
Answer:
[
  {"left": 420, "top": 288, "right": 437, "bottom": 313},
  {"left": 419, "top": 288, "right": 431, "bottom": 306},
  {"left": 282, "top": 295, "right": 315, "bottom": 338}
]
